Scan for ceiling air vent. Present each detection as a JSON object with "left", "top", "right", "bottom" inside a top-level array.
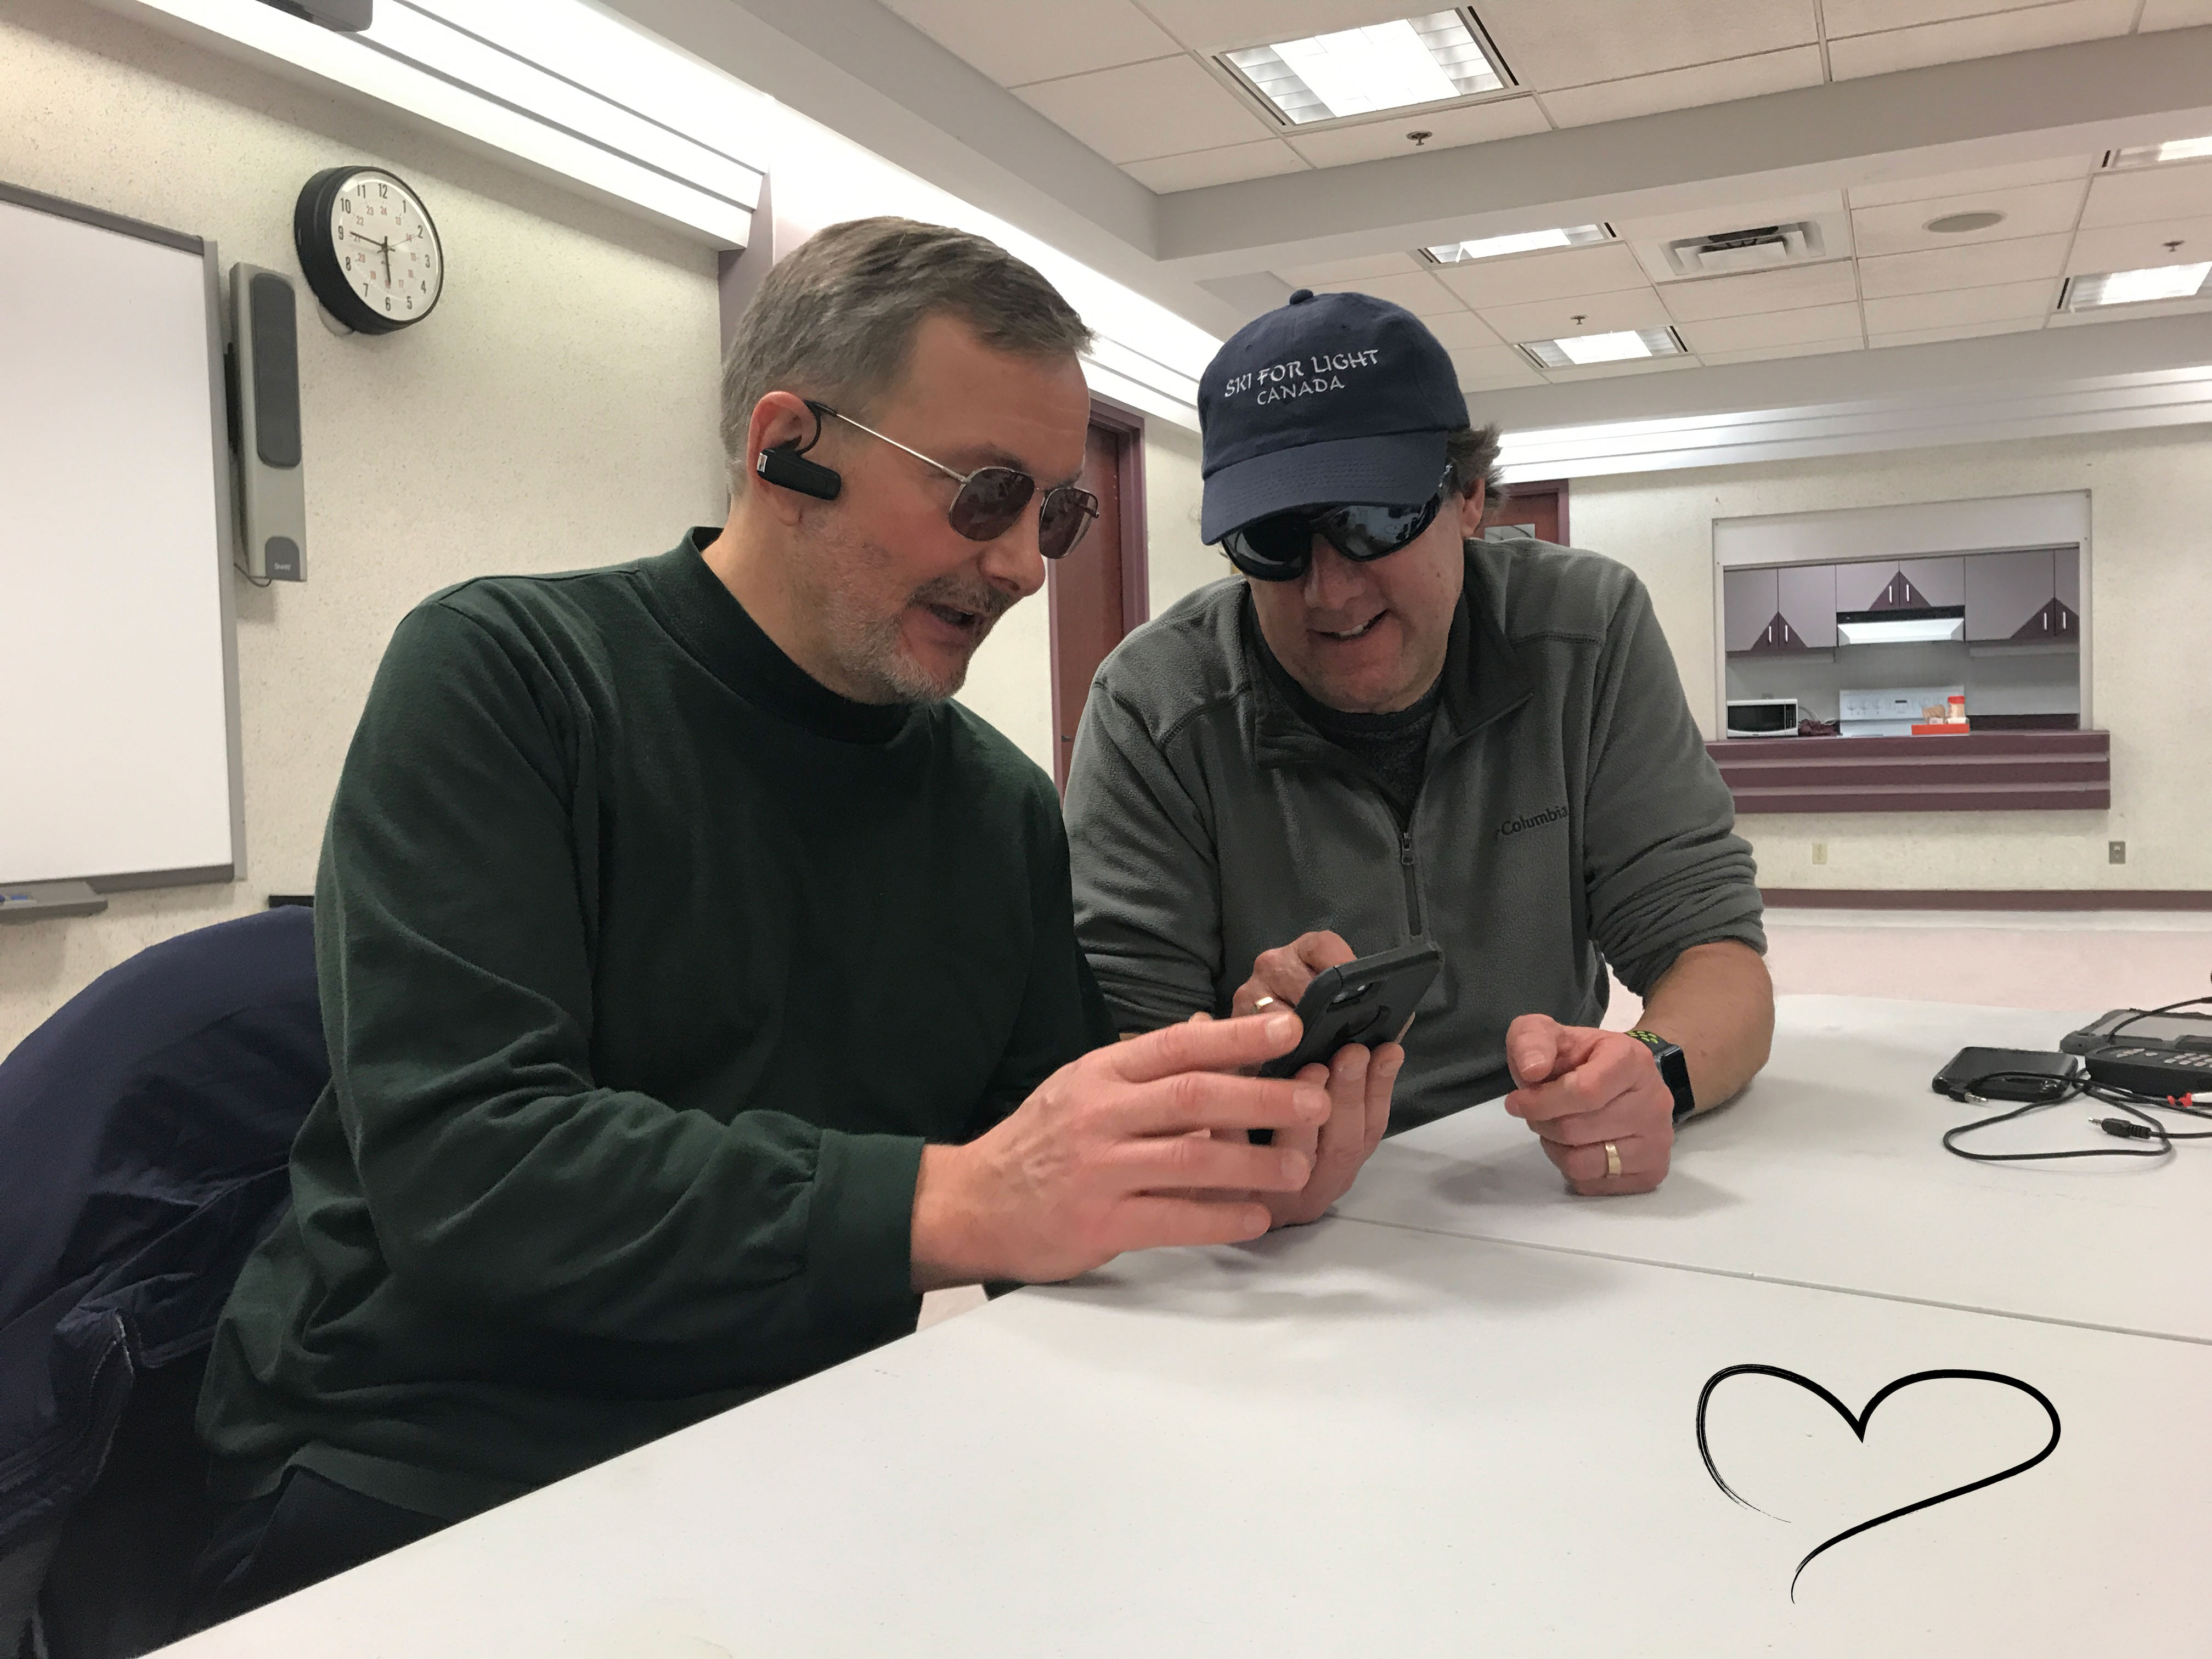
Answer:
[{"left": 1661, "top": 222, "right": 1824, "bottom": 278}]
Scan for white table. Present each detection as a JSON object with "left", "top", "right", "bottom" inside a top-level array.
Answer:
[
  {"left": 1337, "top": 995, "right": 2212, "bottom": 1343},
  {"left": 166, "top": 1217, "right": 2212, "bottom": 1658}
]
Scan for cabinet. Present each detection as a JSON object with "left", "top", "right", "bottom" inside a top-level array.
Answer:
[
  {"left": 1834, "top": 555, "right": 1962, "bottom": 613},
  {"left": 1965, "top": 547, "right": 2080, "bottom": 642},
  {"left": 1723, "top": 565, "right": 1835, "bottom": 653}
]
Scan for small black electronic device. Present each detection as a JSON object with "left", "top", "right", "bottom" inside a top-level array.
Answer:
[
  {"left": 2060, "top": 1008, "right": 2212, "bottom": 1098},
  {"left": 1259, "top": 941, "right": 1443, "bottom": 1081},
  {"left": 1932, "top": 1047, "right": 2083, "bottom": 1104},
  {"left": 755, "top": 443, "right": 842, "bottom": 501}
]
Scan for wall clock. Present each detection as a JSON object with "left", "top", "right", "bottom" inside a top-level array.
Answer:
[{"left": 294, "top": 165, "right": 444, "bottom": 334}]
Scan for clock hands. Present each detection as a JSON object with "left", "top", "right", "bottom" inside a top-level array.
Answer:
[{"left": 347, "top": 229, "right": 396, "bottom": 287}]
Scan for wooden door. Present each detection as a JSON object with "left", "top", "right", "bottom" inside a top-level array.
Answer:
[
  {"left": 1487, "top": 478, "right": 1567, "bottom": 544},
  {"left": 1048, "top": 405, "right": 1148, "bottom": 791}
]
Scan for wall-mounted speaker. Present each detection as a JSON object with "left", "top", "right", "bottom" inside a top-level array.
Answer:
[{"left": 228, "top": 264, "right": 307, "bottom": 583}]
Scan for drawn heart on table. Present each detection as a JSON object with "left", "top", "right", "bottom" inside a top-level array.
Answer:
[{"left": 1695, "top": 1365, "right": 2061, "bottom": 1600}]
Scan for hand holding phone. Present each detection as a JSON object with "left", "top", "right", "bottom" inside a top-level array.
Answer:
[{"left": 1257, "top": 941, "right": 1443, "bottom": 1080}]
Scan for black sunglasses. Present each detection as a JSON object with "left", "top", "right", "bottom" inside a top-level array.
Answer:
[
  {"left": 1220, "top": 473, "right": 1452, "bottom": 582},
  {"left": 810, "top": 401, "right": 1099, "bottom": 560}
]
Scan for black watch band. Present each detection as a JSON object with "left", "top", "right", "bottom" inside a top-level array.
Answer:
[{"left": 1627, "top": 1028, "right": 1696, "bottom": 1125}]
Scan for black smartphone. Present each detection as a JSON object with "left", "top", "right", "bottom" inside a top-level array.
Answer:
[{"left": 1257, "top": 940, "right": 1444, "bottom": 1081}]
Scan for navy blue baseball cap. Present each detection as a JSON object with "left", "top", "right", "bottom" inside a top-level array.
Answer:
[{"left": 1198, "top": 287, "right": 1468, "bottom": 545}]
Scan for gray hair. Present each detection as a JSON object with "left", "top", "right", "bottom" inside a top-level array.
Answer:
[
  {"left": 719, "top": 217, "right": 1093, "bottom": 487},
  {"left": 1444, "top": 421, "right": 1505, "bottom": 503}
]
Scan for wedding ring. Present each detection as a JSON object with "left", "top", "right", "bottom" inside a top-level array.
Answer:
[
  {"left": 1252, "top": 996, "right": 1277, "bottom": 1012},
  {"left": 1603, "top": 1141, "right": 1623, "bottom": 1178}
]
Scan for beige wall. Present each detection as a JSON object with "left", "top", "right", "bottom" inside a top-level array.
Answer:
[
  {"left": 1570, "top": 422, "right": 2212, "bottom": 895},
  {"left": 0, "top": 0, "right": 726, "bottom": 1057},
  {"left": 1142, "top": 419, "right": 1219, "bottom": 618}
]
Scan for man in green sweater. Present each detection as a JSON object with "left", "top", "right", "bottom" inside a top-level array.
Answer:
[{"left": 188, "top": 218, "right": 1380, "bottom": 1627}]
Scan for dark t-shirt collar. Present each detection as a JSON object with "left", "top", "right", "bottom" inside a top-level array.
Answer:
[{"left": 640, "top": 526, "right": 912, "bottom": 746}]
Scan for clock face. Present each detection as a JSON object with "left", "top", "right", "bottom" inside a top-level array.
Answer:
[{"left": 322, "top": 171, "right": 443, "bottom": 329}]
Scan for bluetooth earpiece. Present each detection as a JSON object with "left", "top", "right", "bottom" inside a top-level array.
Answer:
[
  {"left": 754, "top": 443, "right": 841, "bottom": 501},
  {"left": 753, "top": 401, "right": 843, "bottom": 501}
]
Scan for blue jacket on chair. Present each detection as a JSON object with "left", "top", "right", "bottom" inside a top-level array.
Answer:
[{"left": 0, "top": 907, "right": 326, "bottom": 1556}]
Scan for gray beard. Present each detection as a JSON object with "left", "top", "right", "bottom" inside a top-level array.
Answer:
[{"left": 800, "top": 528, "right": 1013, "bottom": 705}]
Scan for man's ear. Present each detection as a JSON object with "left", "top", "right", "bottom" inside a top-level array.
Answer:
[{"left": 1455, "top": 478, "right": 1488, "bottom": 537}]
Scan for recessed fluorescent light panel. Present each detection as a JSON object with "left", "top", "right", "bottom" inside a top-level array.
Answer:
[
  {"left": 2109, "top": 136, "right": 2212, "bottom": 167},
  {"left": 1424, "top": 224, "right": 1609, "bottom": 263},
  {"left": 1837, "top": 611, "right": 1965, "bottom": 646},
  {"left": 1520, "top": 328, "right": 1685, "bottom": 369},
  {"left": 1224, "top": 10, "right": 1507, "bottom": 125},
  {"left": 2062, "top": 263, "right": 2212, "bottom": 309}
]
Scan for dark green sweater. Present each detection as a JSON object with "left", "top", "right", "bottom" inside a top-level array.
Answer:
[{"left": 200, "top": 530, "right": 1111, "bottom": 1520}]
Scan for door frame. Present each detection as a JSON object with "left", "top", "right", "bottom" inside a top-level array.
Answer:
[{"left": 1047, "top": 398, "right": 1150, "bottom": 789}]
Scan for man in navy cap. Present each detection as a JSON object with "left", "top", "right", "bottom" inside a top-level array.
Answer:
[{"left": 1064, "top": 290, "right": 1773, "bottom": 1216}]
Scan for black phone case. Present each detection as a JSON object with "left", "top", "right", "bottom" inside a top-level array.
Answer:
[{"left": 1257, "top": 941, "right": 1444, "bottom": 1081}]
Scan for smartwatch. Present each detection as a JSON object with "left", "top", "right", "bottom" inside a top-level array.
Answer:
[{"left": 1627, "top": 1028, "right": 1696, "bottom": 1125}]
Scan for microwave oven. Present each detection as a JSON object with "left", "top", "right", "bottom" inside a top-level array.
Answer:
[{"left": 1725, "top": 698, "right": 1800, "bottom": 738}]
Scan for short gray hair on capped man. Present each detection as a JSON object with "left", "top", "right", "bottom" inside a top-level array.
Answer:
[
  {"left": 1444, "top": 421, "right": 1505, "bottom": 503},
  {"left": 719, "top": 216, "right": 1094, "bottom": 488}
]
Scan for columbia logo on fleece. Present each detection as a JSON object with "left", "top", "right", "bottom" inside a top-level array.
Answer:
[{"left": 1499, "top": 804, "right": 1568, "bottom": 838}]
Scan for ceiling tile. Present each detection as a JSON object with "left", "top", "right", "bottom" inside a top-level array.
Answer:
[
  {"left": 1014, "top": 57, "right": 1272, "bottom": 163},
  {"left": 1675, "top": 302, "right": 1864, "bottom": 353},
  {"left": 1658, "top": 260, "right": 1860, "bottom": 321},
  {"left": 1306, "top": 270, "right": 1463, "bottom": 317},
  {"left": 1423, "top": 311, "right": 1506, "bottom": 349},
  {"left": 1867, "top": 317, "right": 2046, "bottom": 348},
  {"left": 1449, "top": 345, "right": 1545, "bottom": 387},
  {"left": 2140, "top": 0, "right": 2212, "bottom": 27},
  {"left": 2078, "top": 162, "right": 2212, "bottom": 228},
  {"left": 2065, "top": 213, "right": 2212, "bottom": 274},
  {"left": 1124, "top": 141, "right": 1309, "bottom": 192},
  {"left": 1539, "top": 46, "right": 1822, "bottom": 128},
  {"left": 1860, "top": 279, "right": 2060, "bottom": 333},
  {"left": 1828, "top": 0, "right": 2137, "bottom": 80},
  {"left": 1857, "top": 232, "right": 2072, "bottom": 297},
  {"left": 1135, "top": 0, "right": 1422, "bottom": 54},
  {"left": 1825, "top": 0, "right": 2084, "bottom": 33},
  {"left": 1849, "top": 179, "right": 2088, "bottom": 257},
  {"left": 1275, "top": 252, "right": 1425, "bottom": 286},
  {"left": 1476, "top": 0, "right": 1816, "bottom": 89},
  {"left": 1284, "top": 97, "right": 1551, "bottom": 169},
  {"left": 1846, "top": 155, "right": 2096, "bottom": 210},
  {"left": 1477, "top": 286, "right": 1674, "bottom": 342},
  {"left": 879, "top": 0, "right": 1182, "bottom": 87},
  {"left": 1701, "top": 338, "right": 1868, "bottom": 364},
  {"left": 1432, "top": 241, "right": 1650, "bottom": 308}
]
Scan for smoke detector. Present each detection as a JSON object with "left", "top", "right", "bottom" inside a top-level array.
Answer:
[{"left": 1661, "top": 222, "right": 1825, "bottom": 278}]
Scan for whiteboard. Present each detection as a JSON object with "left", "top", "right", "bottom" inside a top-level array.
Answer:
[{"left": 0, "top": 182, "right": 242, "bottom": 888}]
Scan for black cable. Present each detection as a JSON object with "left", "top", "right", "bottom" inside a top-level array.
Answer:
[{"left": 1942, "top": 1071, "right": 2212, "bottom": 1163}]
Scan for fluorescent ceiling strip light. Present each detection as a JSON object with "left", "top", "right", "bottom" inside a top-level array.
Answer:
[
  {"left": 2064, "top": 263, "right": 2212, "bottom": 308},
  {"left": 104, "top": 0, "right": 755, "bottom": 244},
  {"left": 1836, "top": 616, "right": 1965, "bottom": 645},
  {"left": 2109, "top": 134, "right": 2212, "bottom": 167},
  {"left": 373, "top": 2, "right": 760, "bottom": 208},
  {"left": 1425, "top": 224, "right": 1607, "bottom": 263},
  {"left": 1226, "top": 12, "right": 1503, "bottom": 125},
  {"left": 1521, "top": 328, "right": 1683, "bottom": 369}
]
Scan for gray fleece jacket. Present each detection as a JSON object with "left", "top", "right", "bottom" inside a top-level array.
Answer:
[{"left": 1064, "top": 534, "right": 1765, "bottom": 1131}]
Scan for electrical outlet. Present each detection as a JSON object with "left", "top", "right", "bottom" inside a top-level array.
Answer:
[
  {"left": 2109, "top": 840, "right": 2126, "bottom": 865},
  {"left": 1812, "top": 843, "right": 1827, "bottom": 865}
]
